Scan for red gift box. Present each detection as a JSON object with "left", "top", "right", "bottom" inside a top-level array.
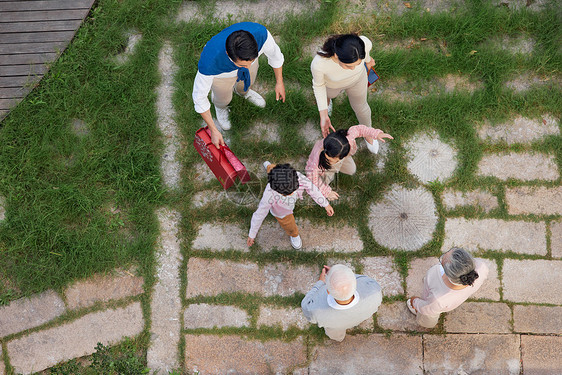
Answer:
[{"left": 193, "top": 127, "right": 250, "bottom": 189}]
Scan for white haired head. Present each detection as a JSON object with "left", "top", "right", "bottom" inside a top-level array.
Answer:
[{"left": 326, "top": 264, "right": 356, "bottom": 300}]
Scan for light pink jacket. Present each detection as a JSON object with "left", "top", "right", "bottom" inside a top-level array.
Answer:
[
  {"left": 306, "top": 125, "right": 383, "bottom": 196},
  {"left": 413, "top": 259, "right": 489, "bottom": 317},
  {"left": 248, "top": 172, "right": 329, "bottom": 239}
]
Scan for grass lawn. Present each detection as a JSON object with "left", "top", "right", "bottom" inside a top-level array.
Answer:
[{"left": 0, "top": 0, "right": 560, "bottom": 372}]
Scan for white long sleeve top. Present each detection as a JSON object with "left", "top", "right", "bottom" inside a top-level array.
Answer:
[
  {"left": 311, "top": 35, "right": 373, "bottom": 111},
  {"left": 248, "top": 172, "right": 329, "bottom": 239}
]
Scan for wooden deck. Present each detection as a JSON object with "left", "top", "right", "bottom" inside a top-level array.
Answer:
[{"left": 0, "top": 0, "right": 95, "bottom": 121}]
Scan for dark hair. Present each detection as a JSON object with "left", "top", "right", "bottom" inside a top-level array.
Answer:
[
  {"left": 226, "top": 30, "right": 259, "bottom": 62},
  {"left": 318, "top": 129, "right": 350, "bottom": 170},
  {"left": 443, "top": 247, "right": 479, "bottom": 286},
  {"left": 459, "top": 270, "right": 479, "bottom": 286},
  {"left": 268, "top": 164, "right": 299, "bottom": 196},
  {"left": 317, "top": 34, "right": 366, "bottom": 64}
]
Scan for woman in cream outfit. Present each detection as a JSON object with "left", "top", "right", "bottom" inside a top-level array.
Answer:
[{"left": 311, "top": 33, "right": 378, "bottom": 153}]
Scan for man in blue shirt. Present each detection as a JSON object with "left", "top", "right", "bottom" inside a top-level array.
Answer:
[{"left": 192, "top": 22, "right": 286, "bottom": 148}]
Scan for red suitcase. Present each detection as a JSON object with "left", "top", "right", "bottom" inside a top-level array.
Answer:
[{"left": 193, "top": 127, "right": 250, "bottom": 189}]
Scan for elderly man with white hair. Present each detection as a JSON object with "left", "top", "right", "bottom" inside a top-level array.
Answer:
[{"left": 301, "top": 264, "right": 382, "bottom": 342}]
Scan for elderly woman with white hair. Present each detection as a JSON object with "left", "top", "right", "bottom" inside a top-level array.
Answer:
[
  {"left": 301, "top": 264, "right": 382, "bottom": 342},
  {"left": 407, "top": 247, "right": 489, "bottom": 328}
]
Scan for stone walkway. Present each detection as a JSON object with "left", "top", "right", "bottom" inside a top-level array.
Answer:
[{"left": 0, "top": 1, "right": 561, "bottom": 374}]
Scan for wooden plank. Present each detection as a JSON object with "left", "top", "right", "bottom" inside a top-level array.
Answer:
[
  {"left": 0, "top": 41, "right": 69, "bottom": 54},
  {"left": 0, "top": 75, "right": 42, "bottom": 88},
  {"left": 0, "top": 86, "right": 33, "bottom": 99},
  {"left": 0, "top": 0, "right": 94, "bottom": 12},
  {"left": 0, "top": 53, "right": 58, "bottom": 65},
  {"left": 0, "top": 20, "right": 82, "bottom": 33},
  {"left": 0, "top": 64, "right": 48, "bottom": 76},
  {"left": 0, "top": 97, "right": 22, "bottom": 110},
  {"left": 0, "top": 31, "right": 76, "bottom": 44},
  {"left": 0, "top": 110, "right": 8, "bottom": 120},
  {"left": 0, "top": 10, "right": 88, "bottom": 22}
]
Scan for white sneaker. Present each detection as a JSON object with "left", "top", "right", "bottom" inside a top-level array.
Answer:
[
  {"left": 215, "top": 106, "right": 231, "bottom": 130},
  {"left": 406, "top": 298, "right": 417, "bottom": 315},
  {"left": 263, "top": 161, "right": 271, "bottom": 171},
  {"left": 327, "top": 100, "right": 333, "bottom": 116},
  {"left": 365, "top": 139, "right": 379, "bottom": 154},
  {"left": 243, "top": 89, "right": 266, "bottom": 108},
  {"left": 290, "top": 235, "right": 302, "bottom": 249}
]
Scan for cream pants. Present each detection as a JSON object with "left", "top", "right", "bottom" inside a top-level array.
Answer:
[{"left": 211, "top": 59, "right": 259, "bottom": 109}]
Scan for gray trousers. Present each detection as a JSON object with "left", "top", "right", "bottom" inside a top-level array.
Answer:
[{"left": 324, "top": 327, "right": 346, "bottom": 342}]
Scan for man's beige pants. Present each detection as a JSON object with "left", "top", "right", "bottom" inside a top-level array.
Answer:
[{"left": 211, "top": 59, "right": 259, "bottom": 109}]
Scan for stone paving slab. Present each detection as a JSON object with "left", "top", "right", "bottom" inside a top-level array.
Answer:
[
  {"left": 513, "top": 305, "right": 562, "bottom": 334},
  {"left": 309, "top": 334, "right": 423, "bottom": 375},
  {"left": 190, "top": 190, "right": 226, "bottom": 208},
  {"left": 113, "top": 30, "right": 142, "bottom": 65},
  {"left": 176, "top": 0, "right": 320, "bottom": 23},
  {"left": 192, "top": 162, "right": 216, "bottom": 185},
  {"left": 481, "top": 34, "right": 536, "bottom": 55},
  {"left": 442, "top": 188, "right": 498, "bottom": 212},
  {"left": 257, "top": 306, "right": 309, "bottom": 330},
  {"left": 506, "top": 72, "right": 562, "bottom": 93},
  {"left": 377, "top": 302, "right": 429, "bottom": 332},
  {"left": 299, "top": 120, "right": 322, "bottom": 146},
  {"left": 186, "top": 258, "right": 262, "bottom": 298},
  {"left": 477, "top": 114, "right": 559, "bottom": 145},
  {"left": 192, "top": 223, "right": 248, "bottom": 252},
  {"left": 521, "top": 335, "right": 562, "bottom": 375},
  {"left": 64, "top": 268, "right": 143, "bottom": 310},
  {"left": 406, "top": 257, "right": 438, "bottom": 297},
  {"left": 6, "top": 302, "right": 144, "bottom": 374},
  {"left": 262, "top": 263, "right": 317, "bottom": 297},
  {"left": 355, "top": 317, "right": 374, "bottom": 332},
  {"left": 248, "top": 121, "right": 281, "bottom": 144},
  {"left": 255, "top": 219, "right": 363, "bottom": 252},
  {"left": 368, "top": 185, "right": 438, "bottom": 251},
  {"left": 184, "top": 334, "right": 307, "bottom": 375},
  {"left": 477, "top": 152, "right": 559, "bottom": 181},
  {"left": 360, "top": 257, "right": 404, "bottom": 296},
  {"left": 148, "top": 208, "right": 183, "bottom": 373},
  {"left": 503, "top": 259, "right": 562, "bottom": 304},
  {"left": 184, "top": 304, "right": 249, "bottom": 329},
  {"left": 442, "top": 217, "right": 547, "bottom": 255},
  {"left": 340, "top": 0, "right": 462, "bottom": 18},
  {"left": 444, "top": 302, "right": 512, "bottom": 333},
  {"left": 186, "top": 258, "right": 316, "bottom": 298},
  {"left": 369, "top": 74, "right": 482, "bottom": 102},
  {"left": 405, "top": 133, "right": 458, "bottom": 183},
  {"left": 156, "top": 42, "right": 181, "bottom": 190},
  {"left": 406, "top": 257, "right": 500, "bottom": 301},
  {"left": 0, "top": 195, "right": 6, "bottom": 221},
  {"left": 505, "top": 186, "right": 562, "bottom": 215},
  {"left": 551, "top": 220, "right": 562, "bottom": 258},
  {"left": 0, "top": 347, "right": 3, "bottom": 375},
  {"left": 423, "top": 334, "right": 521, "bottom": 375},
  {"left": 326, "top": 258, "right": 355, "bottom": 271},
  {"left": 0, "top": 290, "right": 65, "bottom": 338}
]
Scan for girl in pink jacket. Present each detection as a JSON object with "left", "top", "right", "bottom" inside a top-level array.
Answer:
[{"left": 305, "top": 125, "right": 393, "bottom": 201}]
